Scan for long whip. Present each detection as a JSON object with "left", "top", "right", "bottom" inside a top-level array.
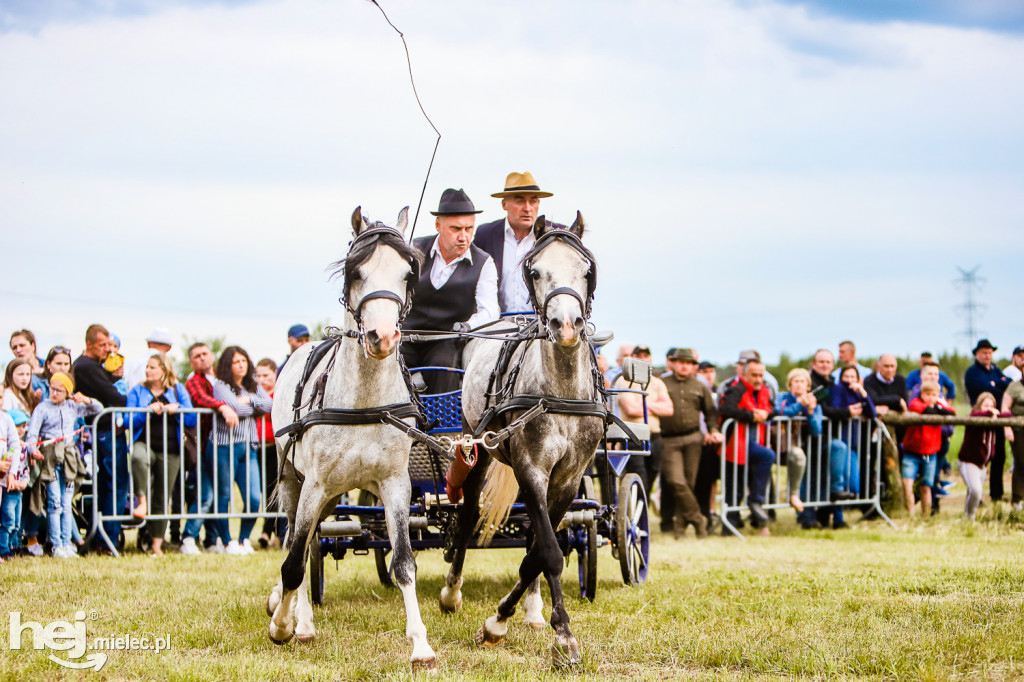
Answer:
[{"left": 368, "top": 0, "right": 440, "bottom": 242}]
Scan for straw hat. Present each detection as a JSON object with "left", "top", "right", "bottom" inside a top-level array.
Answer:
[{"left": 491, "top": 171, "right": 553, "bottom": 199}]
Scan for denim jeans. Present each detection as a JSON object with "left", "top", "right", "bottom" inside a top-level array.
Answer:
[
  {"left": 829, "top": 439, "right": 860, "bottom": 495},
  {"left": 0, "top": 489, "right": 23, "bottom": 555},
  {"left": 95, "top": 428, "right": 130, "bottom": 548},
  {"left": 221, "top": 443, "right": 262, "bottom": 543},
  {"left": 46, "top": 465, "right": 75, "bottom": 548},
  {"left": 183, "top": 443, "right": 215, "bottom": 541},
  {"left": 184, "top": 442, "right": 261, "bottom": 543}
]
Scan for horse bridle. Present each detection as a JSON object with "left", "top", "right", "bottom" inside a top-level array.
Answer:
[
  {"left": 342, "top": 226, "right": 420, "bottom": 338},
  {"left": 521, "top": 228, "right": 597, "bottom": 331}
]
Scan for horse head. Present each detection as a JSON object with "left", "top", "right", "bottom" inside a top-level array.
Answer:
[
  {"left": 342, "top": 206, "right": 422, "bottom": 360},
  {"left": 524, "top": 212, "right": 595, "bottom": 349}
]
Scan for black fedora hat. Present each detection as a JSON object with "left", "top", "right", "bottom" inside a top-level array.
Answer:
[
  {"left": 973, "top": 338, "right": 997, "bottom": 354},
  {"left": 430, "top": 188, "right": 482, "bottom": 216}
]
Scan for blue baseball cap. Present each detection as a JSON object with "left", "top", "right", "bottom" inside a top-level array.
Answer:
[
  {"left": 7, "top": 409, "right": 29, "bottom": 426},
  {"left": 288, "top": 324, "right": 311, "bottom": 339}
]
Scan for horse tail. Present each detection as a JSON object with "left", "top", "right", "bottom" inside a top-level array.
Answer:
[{"left": 474, "top": 460, "right": 520, "bottom": 547}]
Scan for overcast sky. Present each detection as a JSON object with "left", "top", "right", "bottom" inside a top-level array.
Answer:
[{"left": 2, "top": 0, "right": 1021, "bottom": 369}]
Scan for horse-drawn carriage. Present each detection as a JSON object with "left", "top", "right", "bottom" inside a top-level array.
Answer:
[
  {"left": 267, "top": 206, "right": 646, "bottom": 669},
  {"left": 307, "top": 355, "right": 653, "bottom": 606}
]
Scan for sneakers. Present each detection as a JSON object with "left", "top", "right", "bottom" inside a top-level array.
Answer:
[
  {"left": 241, "top": 539, "right": 255, "bottom": 555},
  {"left": 205, "top": 538, "right": 225, "bottom": 554},
  {"left": 26, "top": 542, "right": 44, "bottom": 557},
  {"left": 180, "top": 537, "right": 201, "bottom": 556},
  {"left": 53, "top": 546, "right": 75, "bottom": 559},
  {"left": 224, "top": 540, "right": 245, "bottom": 556}
]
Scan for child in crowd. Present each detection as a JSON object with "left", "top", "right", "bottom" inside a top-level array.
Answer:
[
  {"left": 902, "top": 381, "right": 956, "bottom": 516},
  {"left": 255, "top": 358, "right": 284, "bottom": 549},
  {"left": 3, "top": 358, "right": 41, "bottom": 414},
  {"left": 957, "top": 392, "right": 1011, "bottom": 520},
  {"left": 106, "top": 334, "right": 129, "bottom": 397},
  {"left": 25, "top": 372, "right": 102, "bottom": 558},
  {"left": 1, "top": 410, "right": 31, "bottom": 560}
]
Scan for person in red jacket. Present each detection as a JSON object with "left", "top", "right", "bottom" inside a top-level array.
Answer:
[
  {"left": 902, "top": 381, "right": 955, "bottom": 515},
  {"left": 720, "top": 360, "right": 777, "bottom": 533}
]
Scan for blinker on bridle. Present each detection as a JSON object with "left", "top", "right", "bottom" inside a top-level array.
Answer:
[
  {"left": 522, "top": 228, "right": 597, "bottom": 331},
  {"left": 341, "top": 226, "right": 420, "bottom": 338}
]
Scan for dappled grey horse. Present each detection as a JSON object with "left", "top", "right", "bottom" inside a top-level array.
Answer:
[
  {"left": 266, "top": 207, "right": 437, "bottom": 673},
  {"left": 439, "top": 214, "right": 606, "bottom": 666}
]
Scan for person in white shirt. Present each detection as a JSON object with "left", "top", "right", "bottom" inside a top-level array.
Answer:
[
  {"left": 124, "top": 328, "right": 173, "bottom": 390},
  {"left": 472, "top": 171, "right": 554, "bottom": 313},
  {"left": 1005, "top": 346, "right": 1024, "bottom": 383},
  {"left": 401, "top": 188, "right": 499, "bottom": 393}
]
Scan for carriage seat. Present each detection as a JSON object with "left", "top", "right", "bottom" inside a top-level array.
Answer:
[{"left": 590, "top": 330, "right": 614, "bottom": 348}]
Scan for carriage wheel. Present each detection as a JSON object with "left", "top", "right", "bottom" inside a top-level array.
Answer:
[
  {"left": 577, "top": 476, "right": 598, "bottom": 601},
  {"left": 615, "top": 473, "right": 649, "bottom": 586},
  {"left": 309, "top": 530, "right": 324, "bottom": 606},
  {"left": 577, "top": 521, "right": 598, "bottom": 601},
  {"left": 374, "top": 547, "right": 395, "bottom": 588}
]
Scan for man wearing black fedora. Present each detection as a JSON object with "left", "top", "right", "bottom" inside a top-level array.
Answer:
[
  {"left": 401, "top": 188, "right": 499, "bottom": 393},
  {"left": 473, "top": 171, "right": 553, "bottom": 313},
  {"left": 965, "top": 338, "right": 1012, "bottom": 501}
]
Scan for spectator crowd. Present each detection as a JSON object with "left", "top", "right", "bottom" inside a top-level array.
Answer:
[
  {"left": 2, "top": 320, "right": 1023, "bottom": 560},
  {"left": 607, "top": 339, "right": 1024, "bottom": 537}
]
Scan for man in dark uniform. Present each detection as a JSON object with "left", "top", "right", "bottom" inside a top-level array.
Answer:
[
  {"left": 401, "top": 188, "right": 499, "bottom": 394},
  {"left": 660, "top": 348, "right": 723, "bottom": 539},
  {"left": 472, "top": 171, "right": 553, "bottom": 313}
]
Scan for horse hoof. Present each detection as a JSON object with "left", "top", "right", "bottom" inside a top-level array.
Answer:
[
  {"left": 524, "top": 620, "right": 546, "bottom": 630},
  {"left": 411, "top": 656, "right": 438, "bottom": 675},
  {"left": 439, "top": 588, "right": 462, "bottom": 614},
  {"left": 268, "top": 622, "right": 294, "bottom": 645},
  {"left": 295, "top": 632, "right": 315, "bottom": 644},
  {"left": 266, "top": 592, "right": 281, "bottom": 618},
  {"left": 551, "top": 637, "right": 581, "bottom": 667},
  {"left": 474, "top": 625, "right": 504, "bottom": 648}
]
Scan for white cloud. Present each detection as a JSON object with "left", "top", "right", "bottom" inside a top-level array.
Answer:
[{"left": 2, "top": 0, "right": 1022, "bottom": 369}]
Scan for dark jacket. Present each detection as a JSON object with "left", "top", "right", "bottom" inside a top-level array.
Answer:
[
  {"left": 965, "top": 361, "right": 1010, "bottom": 405},
  {"left": 829, "top": 381, "right": 876, "bottom": 447},
  {"left": 473, "top": 219, "right": 506, "bottom": 283},
  {"left": 72, "top": 354, "right": 126, "bottom": 430},
  {"left": 810, "top": 370, "right": 848, "bottom": 422},
  {"left": 863, "top": 372, "right": 908, "bottom": 412},
  {"left": 957, "top": 409, "right": 1012, "bottom": 467}
]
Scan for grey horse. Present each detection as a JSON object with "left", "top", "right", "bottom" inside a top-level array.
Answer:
[
  {"left": 439, "top": 213, "right": 604, "bottom": 667},
  {"left": 266, "top": 207, "right": 437, "bottom": 674}
]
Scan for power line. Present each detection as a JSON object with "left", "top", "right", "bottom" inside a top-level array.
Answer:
[{"left": 953, "top": 265, "right": 986, "bottom": 347}]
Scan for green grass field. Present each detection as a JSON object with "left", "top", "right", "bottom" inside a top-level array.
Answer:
[{"left": 3, "top": 487, "right": 1024, "bottom": 681}]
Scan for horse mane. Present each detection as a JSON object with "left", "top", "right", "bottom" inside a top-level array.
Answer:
[{"left": 328, "top": 221, "right": 424, "bottom": 301}]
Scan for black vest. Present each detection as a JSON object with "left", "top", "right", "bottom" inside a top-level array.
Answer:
[{"left": 405, "top": 237, "right": 488, "bottom": 332}]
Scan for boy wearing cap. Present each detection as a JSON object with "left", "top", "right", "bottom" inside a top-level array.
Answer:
[
  {"left": 278, "top": 324, "right": 312, "bottom": 376},
  {"left": 25, "top": 372, "right": 102, "bottom": 558}
]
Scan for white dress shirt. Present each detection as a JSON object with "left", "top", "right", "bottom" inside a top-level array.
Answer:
[
  {"left": 428, "top": 236, "right": 499, "bottom": 329},
  {"left": 499, "top": 219, "right": 536, "bottom": 313}
]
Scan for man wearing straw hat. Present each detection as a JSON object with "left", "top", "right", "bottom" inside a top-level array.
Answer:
[
  {"left": 474, "top": 171, "right": 554, "bottom": 313},
  {"left": 401, "top": 188, "right": 499, "bottom": 394}
]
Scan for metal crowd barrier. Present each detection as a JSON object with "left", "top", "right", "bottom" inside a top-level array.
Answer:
[
  {"left": 718, "top": 416, "right": 896, "bottom": 540},
  {"left": 84, "top": 407, "right": 284, "bottom": 556}
]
